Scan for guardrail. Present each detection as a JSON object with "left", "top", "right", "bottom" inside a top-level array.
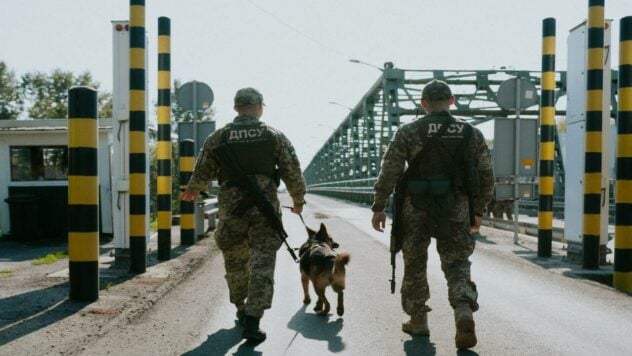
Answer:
[
  {"left": 482, "top": 216, "right": 566, "bottom": 242},
  {"left": 307, "top": 181, "right": 617, "bottom": 223},
  {"left": 307, "top": 178, "right": 377, "bottom": 206},
  {"left": 197, "top": 196, "right": 219, "bottom": 234},
  {"left": 518, "top": 198, "right": 615, "bottom": 223}
]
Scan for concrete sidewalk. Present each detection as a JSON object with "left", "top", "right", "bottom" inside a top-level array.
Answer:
[
  {"left": 474, "top": 223, "right": 616, "bottom": 288},
  {"left": 0, "top": 227, "right": 218, "bottom": 355}
]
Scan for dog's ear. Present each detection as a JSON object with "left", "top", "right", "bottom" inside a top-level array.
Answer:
[
  {"left": 318, "top": 223, "right": 327, "bottom": 234},
  {"left": 305, "top": 226, "right": 317, "bottom": 237},
  {"left": 315, "top": 223, "right": 328, "bottom": 242}
]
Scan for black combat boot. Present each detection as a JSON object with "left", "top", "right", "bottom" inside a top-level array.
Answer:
[
  {"left": 454, "top": 304, "right": 477, "bottom": 349},
  {"left": 235, "top": 304, "right": 245, "bottom": 325},
  {"left": 242, "top": 315, "right": 266, "bottom": 342}
]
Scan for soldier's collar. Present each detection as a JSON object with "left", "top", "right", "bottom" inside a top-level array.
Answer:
[
  {"left": 233, "top": 115, "right": 259, "bottom": 123},
  {"left": 426, "top": 110, "right": 451, "bottom": 117}
]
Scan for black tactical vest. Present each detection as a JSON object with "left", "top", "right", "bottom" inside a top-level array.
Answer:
[
  {"left": 217, "top": 121, "right": 277, "bottom": 183},
  {"left": 410, "top": 111, "right": 471, "bottom": 189},
  {"left": 406, "top": 112, "right": 472, "bottom": 231}
]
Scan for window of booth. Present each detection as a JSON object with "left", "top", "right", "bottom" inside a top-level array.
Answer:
[{"left": 10, "top": 146, "right": 68, "bottom": 181}]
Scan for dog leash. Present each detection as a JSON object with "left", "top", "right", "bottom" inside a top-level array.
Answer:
[
  {"left": 281, "top": 205, "right": 307, "bottom": 227},
  {"left": 282, "top": 205, "right": 309, "bottom": 252}
]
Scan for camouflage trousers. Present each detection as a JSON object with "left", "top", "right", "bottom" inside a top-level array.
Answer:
[
  {"left": 400, "top": 198, "right": 478, "bottom": 316},
  {"left": 214, "top": 205, "right": 283, "bottom": 318}
]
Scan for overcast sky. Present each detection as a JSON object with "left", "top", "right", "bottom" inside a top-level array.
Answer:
[{"left": 1, "top": 0, "right": 630, "bottom": 165}]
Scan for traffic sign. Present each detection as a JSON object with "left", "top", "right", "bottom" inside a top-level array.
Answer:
[
  {"left": 496, "top": 78, "right": 538, "bottom": 110},
  {"left": 177, "top": 81, "right": 214, "bottom": 112}
]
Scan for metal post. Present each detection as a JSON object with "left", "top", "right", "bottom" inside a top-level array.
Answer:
[
  {"left": 513, "top": 78, "right": 522, "bottom": 244},
  {"left": 68, "top": 86, "right": 99, "bottom": 301},
  {"left": 614, "top": 16, "right": 632, "bottom": 292},
  {"left": 179, "top": 139, "right": 195, "bottom": 245},
  {"left": 191, "top": 81, "right": 203, "bottom": 239},
  {"left": 157, "top": 16, "right": 172, "bottom": 261},
  {"left": 192, "top": 81, "right": 198, "bottom": 153},
  {"left": 129, "top": 0, "right": 147, "bottom": 274},
  {"left": 538, "top": 18, "right": 556, "bottom": 257},
  {"left": 582, "top": 0, "right": 605, "bottom": 269}
]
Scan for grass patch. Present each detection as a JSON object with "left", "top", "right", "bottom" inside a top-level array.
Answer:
[
  {"left": 32, "top": 251, "right": 68, "bottom": 265},
  {"left": 150, "top": 219, "right": 158, "bottom": 232},
  {"left": 0, "top": 268, "right": 13, "bottom": 277}
]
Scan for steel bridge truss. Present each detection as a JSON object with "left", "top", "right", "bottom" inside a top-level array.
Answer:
[{"left": 304, "top": 65, "right": 571, "bottom": 201}]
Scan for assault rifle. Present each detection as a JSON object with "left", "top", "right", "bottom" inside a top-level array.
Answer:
[
  {"left": 389, "top": 183, "right": 405, "bottom": 294},
  {"left": 389, "top": 156, "right": 423, "bottom": 295},
  {"left": 212, "top": 143, "right": 299, "bottom": 263}
]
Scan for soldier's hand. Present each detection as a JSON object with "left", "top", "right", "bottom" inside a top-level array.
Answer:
[
  {"left": 372, "top": 211, "right": 387, "bottom": 232},
  {"left": 180, "top": 190, "right": 199, "bottom": 202},
  {"left": 291, "top": 204, "right": 303, "bottom": 214},
  {"left": 471, "top": 214, "right": 482, "bottom": 229}
]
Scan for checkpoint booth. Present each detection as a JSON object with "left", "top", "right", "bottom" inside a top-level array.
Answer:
[{"left": 0, "top": 119, "right": 114, "bottom": 241}]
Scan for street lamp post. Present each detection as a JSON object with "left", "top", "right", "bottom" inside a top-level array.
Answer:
[
  {"left": 349, "top": 59, "right": 395, "bottom": 72},
  {"left": 349, "top": 58, "right": 384, "bottom": 71}
]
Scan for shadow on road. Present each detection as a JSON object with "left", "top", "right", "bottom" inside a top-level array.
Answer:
[
  {"left": 403, "top": 335, "right": 436, "bottom": 355},
  {"left": 0, "top": 283, "right": 88, "bottom": 347},
  {"left": 0, "top": 240, "right": 67, "bottom": 263},
  {"left": 183, "top": 321, "right": 262, "bottom": 356},
  {"left": 147, "top": 245, "right": 189, "bottom": 267},
  {"left": 286, "top": 305, "right": 345, "bottom": 353},
  {"left": 473, "top": 233, "right": 496, "bottom": 245},
  {"left": 509, "top": 242, "right": 614, "bottom": 288}
]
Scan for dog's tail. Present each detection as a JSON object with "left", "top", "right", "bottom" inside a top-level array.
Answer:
[{"left": 331, "top": 253, "right": 350, "bottom": 293}]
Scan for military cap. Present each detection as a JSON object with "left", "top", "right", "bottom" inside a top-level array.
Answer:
[
  {"left": 234, "top": 87, "right": 264, "bottom": 106},
  {"left": 421, "top": 79, "right": 452, "bottom": 102}
]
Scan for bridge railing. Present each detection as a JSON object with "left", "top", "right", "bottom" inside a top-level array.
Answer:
[
  {"left": 308, "top": 180, "right": 620, "bottom": 224},
  {"left": 307, "top": 178, "right": 386, "bottom": 207}
]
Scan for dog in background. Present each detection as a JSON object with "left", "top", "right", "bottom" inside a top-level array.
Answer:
[{"left": 299, "top": 223, "right": 350, "bottom": 316}]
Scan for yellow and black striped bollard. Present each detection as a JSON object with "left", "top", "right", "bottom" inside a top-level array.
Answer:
[
  {"left": 614, "top": 16, "right": 632, "bottom": 292},
  {"left": 180, "top": 139, "right": 195, "bottom": 245},
  {"left": 68, "top": 87, "right": 99, "bottom": 301},
  {"left": 538, "top": 18, "right": 556, "bottom": 258},
  {"left": 157, "top": 16, "right": 172, "bottom": 261},
  {"left": 582, "top": 0, "right": 605, "bottom": 269},
  {"left": 129, "top": 0, "right": 147, "bottom": 273}
]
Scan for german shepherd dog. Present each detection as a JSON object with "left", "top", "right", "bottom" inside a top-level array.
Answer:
[{"left": 299, "top": 223, "right": 350, "bottom": 316}]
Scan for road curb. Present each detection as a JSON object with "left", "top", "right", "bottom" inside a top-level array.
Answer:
[
  {"left": 72, "top": 238, "right": 219, "bottom": 353},
  {"left": 0, "top": 237, "right": 220, "bottom": 355}
]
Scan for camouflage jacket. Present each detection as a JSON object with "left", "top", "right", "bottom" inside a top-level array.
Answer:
[
  {"left": 372, "top": 110, "right": 494, "bottom": 217},
  {"left": 185, "top": 115, "right": 306, "bottom": 207}
]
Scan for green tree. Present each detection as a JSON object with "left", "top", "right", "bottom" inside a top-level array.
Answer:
[
  {"left": 98, "top": 91, "right": 113, "bottom": 118},
  {"left": 21, "top": 69, "right": 111, "bottom": 119},
  {"left": 0, "top": 61, "right": 23, "bottom": 120},
  {"left": 171, "top": 79, "right": 186, "bottom": 121}
]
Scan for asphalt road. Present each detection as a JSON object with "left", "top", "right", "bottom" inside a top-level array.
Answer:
[{"left": 81, "top": 193, "right": 632, "bottom": 356}]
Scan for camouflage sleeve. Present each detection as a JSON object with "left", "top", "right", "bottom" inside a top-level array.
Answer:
[
  {"left": 276, "top": 132, "right": 306, "bottom": 206},
  {"left": 185, "top": 131, "right": 221, "bottom": 193},
  {"left": 470, "top": 128, "right": 494, "bottom": 215},
  {"left": 372, "top": 128, "right": 409, "bottom": 211}
]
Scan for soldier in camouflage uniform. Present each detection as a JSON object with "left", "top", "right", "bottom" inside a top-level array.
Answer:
[
  {"left": 371, "top": 80, "right": 494, "bottom": 350},
  {"left": 182, "top": 88, "right": 306, "bottom": 342}
]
